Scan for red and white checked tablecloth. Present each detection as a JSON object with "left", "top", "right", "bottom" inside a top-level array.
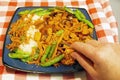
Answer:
[{"left": 0, "top": 0, "right": 118, "bottom": 80}]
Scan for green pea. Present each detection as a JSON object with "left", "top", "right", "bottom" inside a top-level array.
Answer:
[
  {"left": 41, "top": 45, "right": 52, "bottom": 63},
  {"left": 40, "top": 54, "right": 64, "bottom": 67}
]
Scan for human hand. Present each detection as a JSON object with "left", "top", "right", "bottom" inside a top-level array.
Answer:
[{"left": 70, "top": 40, "right": 120, "bottom": 80}]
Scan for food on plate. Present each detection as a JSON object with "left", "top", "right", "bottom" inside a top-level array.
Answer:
[{"left": 7, "top": 7, "right": 94, "bottom": 67}]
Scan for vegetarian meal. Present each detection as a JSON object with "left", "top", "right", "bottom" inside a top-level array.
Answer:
[{"left": 7, "top": 7, "right": 94, "bottom": 67}]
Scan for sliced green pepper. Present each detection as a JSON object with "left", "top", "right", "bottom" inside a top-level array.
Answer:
[
  {"left": 40, "top": 45, "right": 52, "bottom": 63},
  {"left": 40, "top": 54, "right": 64, "bottom": 67},
  {"left": 74, "top": 10, "right": 94, "bottom": 28},
  {"left": 8, "top": 49, "right": 31, "bottom": 58},
  {"left": 75, "top": 9, "right": 86, "bottom": 19},
  {"left": 21, "top": 53, "right": 39, "bottom": 62},
  {"left": 29, "top": 8, "right": 44, "bottom": 14},
  {"left": 81, "top": 19, "right": 94, "bottom": 28},
  {"left": 64, "top": 7, "right": 74, "bottom": 14},
  {"left": 18, "top": 10, "right": 30, "bottom": 15},
  {"left": 56, "top": 30, "right": 64, "bottom": 36},
  {"left": 35, "top": 10, "right": 51, "bottom": 16},
  {"left": 48, "top": 41, "right": 57, "bottom": 58},
  {"left": 74, "top": 11, "right": 82, "bottom": 20}
]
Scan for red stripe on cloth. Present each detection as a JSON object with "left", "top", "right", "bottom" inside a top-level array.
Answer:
[
  {"left": 89, "top": 8, "right": 97, "bottom": 14},
  {"left": 39, "top": 73, "right": 51, "bottom": 80},
  {"left": 0, "top": 49, "right": 2, "bottom": 57},
  {"left": 0, "top": 66, "right": 4, "bottom": 74},
  {"left": 15, "top": 71, "right": 27, "bottom": 80},
  {"left": 96, "top": 30, "right": 106, "bottom": 38},
  {"left": 86, "top": 0, "right": 94, "bottom": 4},
  {"left": 56, "top": 1, "right": 64, "bottom": 6},
  {"left": 71, "top": 1, "right": 79, "bottom": 6},
  {"left": 0, "top": 66, "right": 5, "bottom": 80},
  {"left": 40, "top": 2, "right": 48, "bottom": 6},
  {"left": 6, "top": 11, "right": 15, "bottom": 16},
  {"left": 63, "top": 73, "right": 75, "bottom": 80},
  {"left": 0, "top": 34, "right": 6, "bottom": 41},
  {"left": 3, "top": 22, "right": 9, "bottom": 28},
  {"left": 8, "top": 1, "right": 17, "bottom": 6},
  {"left": 92, "top": 18, "right": 101, "bottom": 25},
  {"left": 25, "top": 2, "right": 33, "bottom": 6}
]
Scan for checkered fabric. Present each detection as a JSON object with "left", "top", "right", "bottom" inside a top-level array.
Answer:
[{"left": 0, "top": 0, "right": 118, "bottom": 80}]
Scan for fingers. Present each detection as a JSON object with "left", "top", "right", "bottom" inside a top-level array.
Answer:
[
  {"left": 86, "top": 40, "right": 110, "bottom": 47},
  {"left": 86, "top": 40, "right": 101, "bottom": 47},
  {"left": 86, "top": 72, "right": 97, "bottom": 80},
  {"left": 71, "top": 52, "right": 97, "bottom": 78},
  {"left": 70, "top": 42, "right": 96, "bottom": 61}
]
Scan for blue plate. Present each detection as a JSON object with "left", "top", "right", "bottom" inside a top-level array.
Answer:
[{"left": 2, "top": 7, "right": 97, "bottom": 73}]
